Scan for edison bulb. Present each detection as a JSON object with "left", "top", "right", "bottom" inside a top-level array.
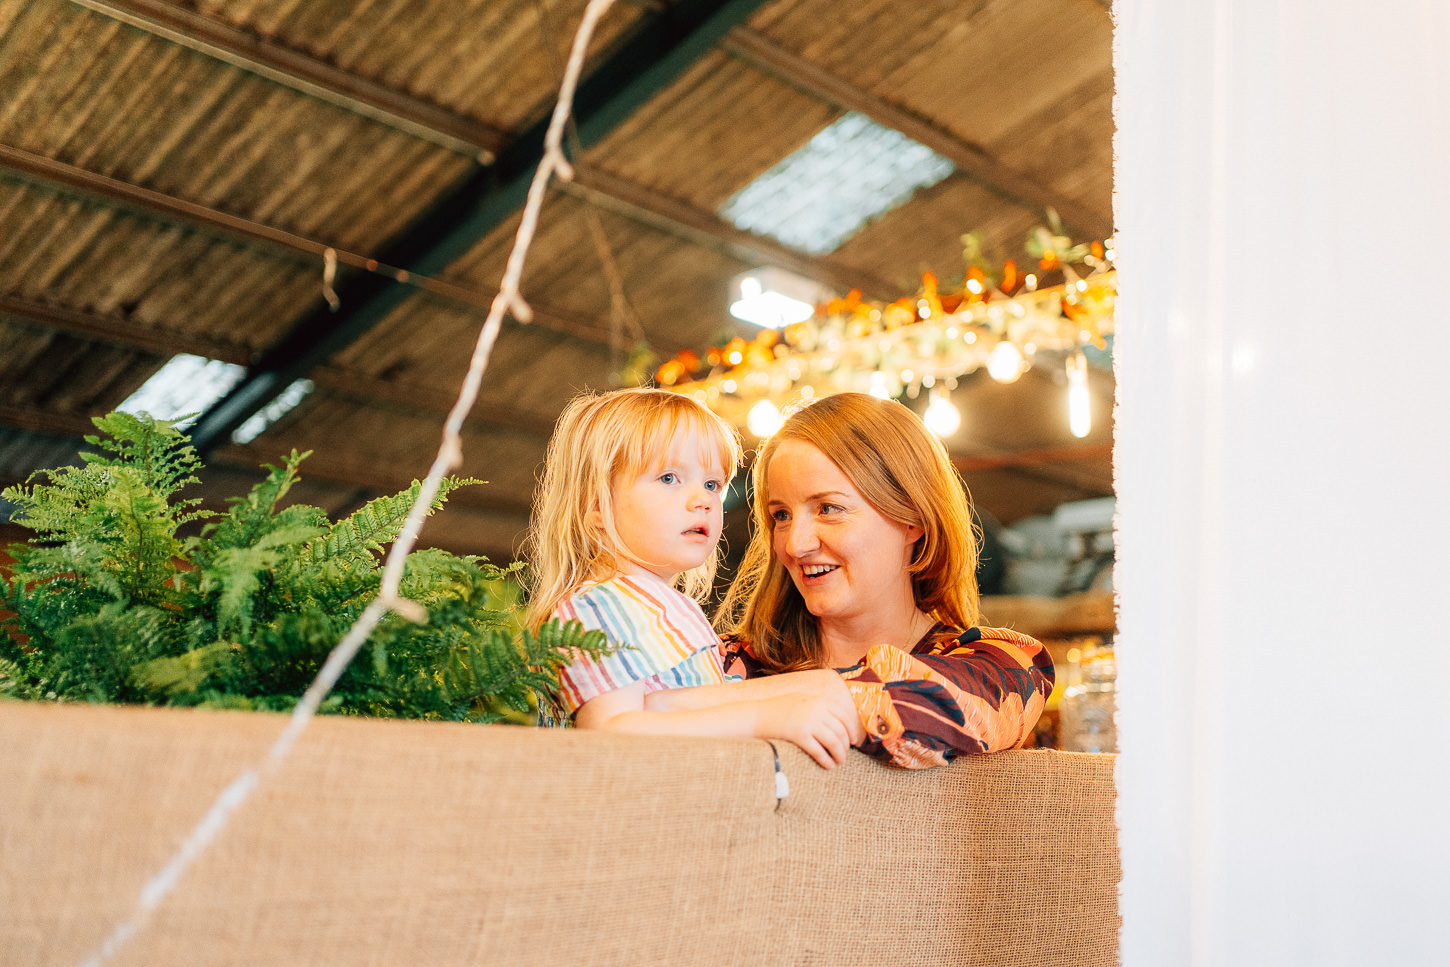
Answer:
[
  {"left": 1067, "top": 351, "right": 1091, "bottom": 439},
  {"left": 747, "top": 399, "right": 783, "bottom": 438},
  {"left": 986, "top": 340, "right": 1024, "bottom": 383},
  {"left": 923, "top": 389, "right": 961, "bottom": 438}
]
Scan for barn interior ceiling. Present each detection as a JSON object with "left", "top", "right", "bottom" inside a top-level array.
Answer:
[{"left": 0, "top": 0, "right": 1115, "bottom": 568}]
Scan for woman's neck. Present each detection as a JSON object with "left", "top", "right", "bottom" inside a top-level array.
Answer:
[{"left": 817, "top": 603, "right": 933, "bottom": 669}]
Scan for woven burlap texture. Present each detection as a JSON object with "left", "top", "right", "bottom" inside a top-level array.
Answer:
[{"left": 1, "top": 702, "right": 1119, "bottom": 966}]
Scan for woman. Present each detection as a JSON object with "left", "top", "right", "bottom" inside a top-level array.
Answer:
[{"left": 649, "top": 392, "right": 1054, "bottom": 769}]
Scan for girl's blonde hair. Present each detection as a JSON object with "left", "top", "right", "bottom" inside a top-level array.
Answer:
[
  {"left": 717, "top": 392, "right": 981, "bottom": 671},
  {"left": 525, "top": 387, "right": 742, "bottom": 629}
]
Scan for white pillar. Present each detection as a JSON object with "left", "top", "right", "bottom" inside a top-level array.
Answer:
[{"left": 1114, "top": 1, "right": 1450, "bottom": 964}]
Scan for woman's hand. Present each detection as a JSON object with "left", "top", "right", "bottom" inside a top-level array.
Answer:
[
  {"left": 752, "top": 687, "right": 862, "bottom": 769},
  {"left": 572, "top": 673, "right": 862, "bottom": 769},
  {"left": 645, "top": 669, "right": 867, "bottom": 768}
]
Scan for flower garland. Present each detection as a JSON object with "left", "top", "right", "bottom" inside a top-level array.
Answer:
[{"left": 658, "top": 220, "right": 1116, "bottom": 436}]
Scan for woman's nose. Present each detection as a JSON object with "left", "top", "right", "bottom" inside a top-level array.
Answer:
[{"left": 783, "top": 516, "right": 818, "bottom": 557}]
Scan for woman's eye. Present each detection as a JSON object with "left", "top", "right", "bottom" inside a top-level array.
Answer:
[
  {"left": 658, "top": 472, "right": 678, "bottom": 485},
  {"left": 770, "top": 509, "right": 789, "bottom": 523},
  {"left": 820, "top": 503, "right": 843, "bottom": 515}
]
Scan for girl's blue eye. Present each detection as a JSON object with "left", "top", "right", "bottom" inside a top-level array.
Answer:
[
  {"left": 705, "top": 480, "right": 721, "bottom": 492},
  {"left": 659, "top": 472, "right": 678, "bottom": 484}
]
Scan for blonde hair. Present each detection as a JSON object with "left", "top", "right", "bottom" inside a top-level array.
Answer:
[
  {"left": 718, "top": 392, "right": 981, "bottom": 671},
  {"left": 525, "top": 388, "right": 742, "bottom": 629}
]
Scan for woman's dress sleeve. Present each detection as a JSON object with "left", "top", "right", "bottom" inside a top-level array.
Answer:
[{"left": 838, "top": 627, "right": 1055, "bottom": 769}]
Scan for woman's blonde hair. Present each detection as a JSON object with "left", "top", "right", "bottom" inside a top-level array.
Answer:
[
  {"left": 718, "top": 392, "right": 981, "bottom": 671},
  {"left": 525, "top": 387, "right": 742, "bottom": 629}
]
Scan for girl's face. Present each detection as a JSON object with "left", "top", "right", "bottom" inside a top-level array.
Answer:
[
  {"left": 766, "top": 439, "right": 922, "bottom": 630},
  {"left": 608, "top": 424, "right": 727, "bottom": 583}
]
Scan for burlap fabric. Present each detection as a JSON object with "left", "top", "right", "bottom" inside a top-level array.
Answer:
[{"left": 1, "top": 702, "right": 1119, "bottom": 966}]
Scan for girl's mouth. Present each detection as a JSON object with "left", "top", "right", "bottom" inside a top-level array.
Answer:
[{"left": 801, "top": 564, "right": 839, "bottom": 578}]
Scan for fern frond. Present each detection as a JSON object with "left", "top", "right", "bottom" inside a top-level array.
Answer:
[
  {"left": 130, "top": 641, "right": 235, "bottom": 697},
  {"left": 81, "top": 412, "right": 210, "bottom": 529},
  {"left": 298, "top": 476, "right": 483, "bottom": 570},
  {"left": 202, "top": 451, "right": 316, "bottom": 551}
]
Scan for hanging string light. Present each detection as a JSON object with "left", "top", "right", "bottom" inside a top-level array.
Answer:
[
  {"left": 656, "top": 220, "right": 1115, "bottom": 438},
  {"left": 1066, "top": 350, "right": 1092, "bottom": 439},
  {"left": 986, "top": 339, "right": 1026, "bottom": 383},
  {"left": 746, "top": 398, "right": 784, "bottom": 438},
  {"left": 923, "top": 385, "right": 962, "bottom": 438}
]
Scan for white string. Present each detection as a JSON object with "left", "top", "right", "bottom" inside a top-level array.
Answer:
[{"left": 75, "top": 2, "right": 618, "bottom": 963}]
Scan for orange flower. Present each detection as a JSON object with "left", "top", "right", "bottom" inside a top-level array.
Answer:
[
  {"left": 783, "top": 321, "right": 813, "bottom": 346},
  {"left": 825, "top": 288, "right": 863, "bottom": 316},
  {"left": 1000, "top": 259, "right": 1018, "bottom": 294}
]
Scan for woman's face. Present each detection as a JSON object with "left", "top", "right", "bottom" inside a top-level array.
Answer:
[{"left": 765, "top": 439, "right": 922, "bottom": 629}]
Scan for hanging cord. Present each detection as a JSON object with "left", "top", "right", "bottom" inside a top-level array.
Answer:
[
  {"left": 765, "top": 741, "right": 790, "bottom": 810},
  {"left": 320, "top": 247, "right": 340, "bottom": 311},
  {"left": 74, "top": 3, "right": 620, "bottom": 964},
  {"left": 532, "top": 0, "right": 648, "bottom": 378}
]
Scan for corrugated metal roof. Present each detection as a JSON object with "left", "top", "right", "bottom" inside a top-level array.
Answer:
[{"left": 0, "top": 0, "right": 1115, "bottom": 562}]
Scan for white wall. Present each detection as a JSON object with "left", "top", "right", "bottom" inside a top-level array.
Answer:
[{"left": 1114, "top": 1, "right": 1450, "bottom": 963}]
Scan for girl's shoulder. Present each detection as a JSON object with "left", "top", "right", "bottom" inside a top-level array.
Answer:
[{"left": 557, "top": 570, "right": 673, "bottom": 612}]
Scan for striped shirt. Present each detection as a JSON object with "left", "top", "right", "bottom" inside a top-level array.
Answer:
[{"left": 548, "top": 571, "right": 736, "bottom": 722}]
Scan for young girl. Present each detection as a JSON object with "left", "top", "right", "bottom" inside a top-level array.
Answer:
[{"left": 525, "top": 388, "right": 861, "bottom": 768}]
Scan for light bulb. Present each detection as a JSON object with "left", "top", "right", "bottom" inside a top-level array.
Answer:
[
  {"left": 1067, "top": 350, "right": 1091, "bottom": 438},
  {"left": 747, "top": 399, "right": 784, "bottom": 438},
  {"left": 986, "top": 340, "right": 1024, "bottom": 383},
  {"left": 923, "top": 388, "right": 961, "bottom": 438},
  {"left": 868, "top": 371, "right": 892, "bottom": 400}
]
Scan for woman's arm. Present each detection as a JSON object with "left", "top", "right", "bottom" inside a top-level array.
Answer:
[
  {"left": 576, "top": 679, "right": 862, "bottom": 769},
  {"left": 842, "top": 626, "right": 1056, "bottom": 769}
]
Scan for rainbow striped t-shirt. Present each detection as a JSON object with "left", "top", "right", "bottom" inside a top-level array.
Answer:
[{"left": 548, "top": 571, "right": 736, "bottom": 721}]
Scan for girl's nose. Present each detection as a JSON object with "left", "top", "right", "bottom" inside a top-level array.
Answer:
[{"left": 687, "top": 483, "right": 715, "bottom": 509}]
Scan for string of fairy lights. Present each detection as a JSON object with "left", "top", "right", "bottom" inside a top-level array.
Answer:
[{"left": 656, "top": 227, "right": 1116, "bottom": 441}]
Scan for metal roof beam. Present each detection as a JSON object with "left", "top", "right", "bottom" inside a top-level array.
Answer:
[
  {"left": 186, "top": 0, "right": 773, "bottom": 454},
  {"left": 720, "top": 27, "right": 1113, "bottom": 242}
]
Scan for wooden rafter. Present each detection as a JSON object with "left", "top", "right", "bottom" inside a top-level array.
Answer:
[
  {"left": 0, "top": 403, "right": 99, "bottom": 440},
  {"left": 0, "top": 294, "right": 557, "bottom": 440},
  {"left": 564, "top": 164, "right": 897, "bottom": 299},
  {"left": 0, "top": 293, "right": 253, "bottom": 366},
  {"left": 70, "top": 0, "right": 508, "bottom": 160},
  {"left": 0, "top": 146, "right": 625, "bottom": 351},
  {"left": 719, "top": 27, "right": 1113, "bottom": 241}
]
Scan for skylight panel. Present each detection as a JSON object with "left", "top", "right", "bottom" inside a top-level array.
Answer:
[
  {"left": 118, "top": 354, "right": 246, "bottom": 427},
  {"left": 719, "top": 112, "right": 955, "bottom": 255},
  {"left": 231, "top": 378, "right": 315, "bottom": 445}
]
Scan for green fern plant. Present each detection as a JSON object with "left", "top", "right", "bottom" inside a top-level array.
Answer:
[{"left": 0, "top": 412, "right": 607, "bottom": 721}]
